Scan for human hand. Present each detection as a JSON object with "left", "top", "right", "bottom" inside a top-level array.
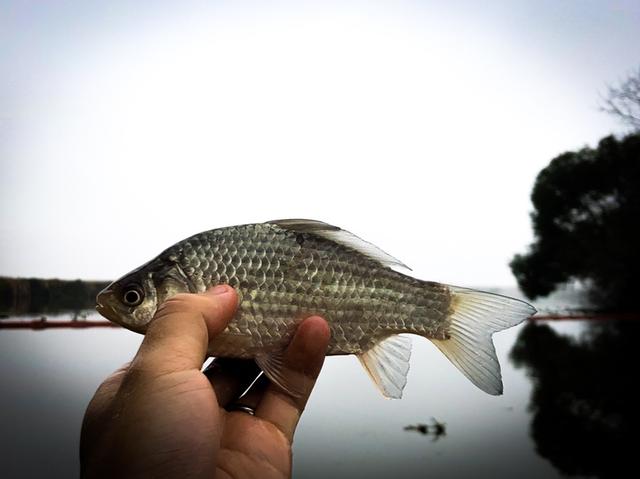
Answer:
[{"left": 80, "top": 285, "right": 331, "bottom": 478}]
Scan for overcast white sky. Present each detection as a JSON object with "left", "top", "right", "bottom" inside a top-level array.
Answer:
[{"left": 1, "top": 0, "right": 639, "bottom": 287}]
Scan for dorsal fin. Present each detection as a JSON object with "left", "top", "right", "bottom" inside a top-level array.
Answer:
[{"left": 267, "top": 219, "right": 411, "bottom": 271}]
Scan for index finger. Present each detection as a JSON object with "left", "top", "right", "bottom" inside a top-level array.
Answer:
[
  {"left": 81, "top": 362, "right": 131, "bottom": 459},
  {"left": 255, "top": 316, "right": 330, "bottom": 441}
]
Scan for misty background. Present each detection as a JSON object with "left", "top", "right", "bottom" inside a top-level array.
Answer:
[{"left": 2, "top": 0, "right": 639, "bottom": 286}]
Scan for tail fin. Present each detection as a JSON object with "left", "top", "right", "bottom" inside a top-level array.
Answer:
[{"left": 431, "top": 287, "right": 536, "bottom": 395}]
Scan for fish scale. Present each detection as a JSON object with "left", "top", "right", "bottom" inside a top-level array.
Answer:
[
  {"left": 97, "top": 219, "right": 536, "bottom": 398},
  {"left": 162, "top": 223, "right": 451, "bottom": 357}
]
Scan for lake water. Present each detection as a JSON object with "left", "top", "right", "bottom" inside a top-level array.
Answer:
[{"left": 0, "top": 288, "right": 633, "bottom": 478}]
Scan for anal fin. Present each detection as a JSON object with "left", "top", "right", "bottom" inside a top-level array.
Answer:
[{"left": 358, "top": 335, "right": 412, "bottom": 399}]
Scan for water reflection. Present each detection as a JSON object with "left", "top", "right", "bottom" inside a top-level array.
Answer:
[
  {"left": 0, "top": 286, "right": 593, "bottom": 479},
  {"left": 404, "top": 418, "right": 447, "bottom": 441},
  {"left": 511, "top": 320, "right": 637, "bottom": 478}
]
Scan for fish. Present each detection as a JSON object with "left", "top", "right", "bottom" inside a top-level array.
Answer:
[{"left": 96, "top": 219, "right": 536, "bottom": 398}]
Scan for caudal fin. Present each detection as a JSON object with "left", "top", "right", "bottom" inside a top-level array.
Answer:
[{"left": 431, "top": 286, "right": 536, "bottom": 395}]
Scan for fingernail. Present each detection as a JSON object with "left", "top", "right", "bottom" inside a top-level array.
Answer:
[{"left": 209, "top": 285, "right": 231, "bottom": 295}]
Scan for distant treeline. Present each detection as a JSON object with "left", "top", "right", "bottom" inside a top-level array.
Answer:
[{"left": 0, "top": 277, "right": 111, "bottom": 315}]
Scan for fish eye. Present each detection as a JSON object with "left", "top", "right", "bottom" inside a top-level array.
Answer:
[{"left": 122, "top": 285, "right": 144, "bottom": 307}]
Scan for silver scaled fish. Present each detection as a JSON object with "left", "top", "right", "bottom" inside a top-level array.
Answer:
[{"left": 96, "top": 219, "right": 536, "bottom": 398}]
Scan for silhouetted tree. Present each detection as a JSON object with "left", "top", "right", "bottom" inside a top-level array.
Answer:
[
  {"left": 510, "top": 133, "right": 640, "bottom": 310},
  {"left": 602, "top": 67, "right": 640, "bottom": 131},
  {"left": 511, "top": 321, "right": 638, "bottom": 478}
]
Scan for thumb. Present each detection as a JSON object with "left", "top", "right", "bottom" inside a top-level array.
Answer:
[{"left": 130, "top": 285, "right": 238, "bottom": 377}]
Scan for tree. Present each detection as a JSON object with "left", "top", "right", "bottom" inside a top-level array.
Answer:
[
  {"left": 510, "top": 133, "right": 640, "bottom": 310},
  {"left": 602, "top": 67, "right": 640, "bottom": 131}
]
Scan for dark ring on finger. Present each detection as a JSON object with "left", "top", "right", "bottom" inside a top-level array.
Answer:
[{"left": 227, "top": 403, "right": 256, "bottom": 416}]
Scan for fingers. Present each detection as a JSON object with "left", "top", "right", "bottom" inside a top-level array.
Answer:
[
  {"left": 203, "top": 357, "right": 262, "bottom": 407},
  {"left": 129, "top": 285, "right": 238, "bottom": 378},
  {"left": 80, "top": 363, "right": 130, "bottom": 460},
  {"left": 85, "top": 362, "right": 131, "bottom": 417},
  {"left": 256, "top": 316, "right": 330, "bottom": 441}
]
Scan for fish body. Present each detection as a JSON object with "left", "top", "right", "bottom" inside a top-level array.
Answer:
[{"left": 97, "top": 219, "right": 535, "bottom": 398}]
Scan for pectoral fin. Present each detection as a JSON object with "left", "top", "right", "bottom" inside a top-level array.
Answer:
[
  {"left": 255, "top": 351, "right": 306, "bottom": 398},
  {"left": 358, "top": 335, "right": 412, "bottom": 399}
]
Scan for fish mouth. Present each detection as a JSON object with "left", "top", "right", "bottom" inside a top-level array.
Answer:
[
  {"left": 95, "top": 300, "right": 108, "bottom": 317},
  {"left": 95, "top": 288, "right": 114, "bottom": 319}
]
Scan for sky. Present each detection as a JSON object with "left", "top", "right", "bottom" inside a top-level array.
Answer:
[{"left": 1, "top": 0, "right": 639, "bottom": 287}]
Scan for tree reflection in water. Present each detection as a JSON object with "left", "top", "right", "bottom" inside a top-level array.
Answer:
[{"left": 511, "top": 320, "right": 638, "bottom": 478}]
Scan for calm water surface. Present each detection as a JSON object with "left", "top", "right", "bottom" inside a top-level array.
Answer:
[{"left": 0, "top": 288, "right": 633, "bottom": 478}]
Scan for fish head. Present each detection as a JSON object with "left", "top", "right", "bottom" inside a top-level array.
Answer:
[
  {"left": 96, "top": 268, "right": 158, "bottom": 333},
  {"left": 96, "top": 258, "right": 193, "bottom": 333}
]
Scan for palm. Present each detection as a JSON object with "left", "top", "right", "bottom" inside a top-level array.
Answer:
[
  {"left": 216, "top": 411, "right": 292, "bottom": 479},
  {"left": 134, "top": 368, "right": 295, "bottom": 478},
  {"left": 179, "top": 367, "right": 295, "bottom": 479}
]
